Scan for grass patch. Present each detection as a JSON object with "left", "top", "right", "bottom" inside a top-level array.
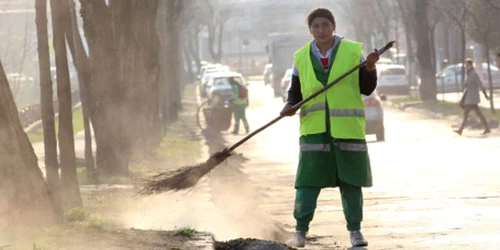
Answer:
[
  {"left": 173, "top": 227, "right": 197, "bottom": 239},
  {"left": 27, "top": 107, "right": 84, "bottom": 143},
  {"left": 65, "top": 207, "right": 106, "bottom": 231},
  {"left": 65, "top": 207, "right": 89, "bottom": 222},
  {"left": 390, "top": 96, "right": 500, "bottom": 120},
  {"left": 76, "top": 167, "right": 135, "bottom": 185},
  {"left": 389, "top": 96, "right": 420, "bottom": 105},
  {"left": 32, "top": 244, "right": 49, "bottom": 250}
]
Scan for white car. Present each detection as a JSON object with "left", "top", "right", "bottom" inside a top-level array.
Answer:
[
  {"left": 205, "top": 72, "right": 245, "bottom": 103},
  {"left": 376, "top": 64, "right": 410, "bottom": 95},
  {"left": 436, "top": 63, "right": 500, "bottom": 93},
  {"left": 280, "top": 68, "right": 293, "bottom": 103},
  {"left": 364, "top": 91, "right": 387, "bottom": 142}
]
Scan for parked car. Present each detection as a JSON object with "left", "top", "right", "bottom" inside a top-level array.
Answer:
[
  {"left": 376, "top": 64, "right": 410, "bottom": 95},
  {"left": 205, "top": 72, "right": 246, "bottom": 104},
  {"left": 435, "top": 63, "right": 500, "bottom": 93},
  {"left": 280, "top": 68, "right": 293, "bottom": 103},
  {"left": 7, "top": 73, "right": 34, "bottom": 86},
  {"left": 263, "top": 63, "right": 272, "bottom": 85},
  {"left": 377, "top": 57, "right": 394, "bottom": 65},
  {"left": 199, "top": 66, "right": 230, "bottom": 97},
  {"left": 364, "top": 91, "right": 387, "bottom": 141}
]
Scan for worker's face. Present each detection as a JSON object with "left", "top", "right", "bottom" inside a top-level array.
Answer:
[
  {"left": 309, "top": 17, "right": 335, "bottom": 44},
  {"left": 466, "top": 62, "right": 472, "bottom": 70}
]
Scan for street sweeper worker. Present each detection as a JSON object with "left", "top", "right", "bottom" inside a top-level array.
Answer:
[
  {"left": 229, "top": 77, "right": 250, "bottom": 135},
  {"left": 280, "top": 7, "right": 379, "bottom": 248}
]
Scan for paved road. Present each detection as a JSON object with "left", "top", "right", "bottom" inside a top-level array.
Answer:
[{"left": 221, "top": 81, "right": 500, "bottom": 249}]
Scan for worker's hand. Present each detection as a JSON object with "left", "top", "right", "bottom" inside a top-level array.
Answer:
[
  {"left": 366, "top": 51, "right": 380, "bottom": 68},
  {"left": 280, "top": 103, "right": 297, "bottom": 117}
]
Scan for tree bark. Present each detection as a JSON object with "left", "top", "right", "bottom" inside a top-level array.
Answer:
[
  {"left": 0, "top": 59, "right": 61, "bottom": 230},
  {"left": 414, "top": 0, "right": 437, "bottom": 101},
  {"left": 34, "top": 0, "right": 62, "bottom": 214},
  {"left": 396, "top": 0, "right": 415, "bottom": 87},
  {"left": 484, "top": 38, "right": 496, "bottom": 114},
  {"left": 64, "top": 0, "right": 96, "bottom": 179},
  {"left": 50, "top": 0, "right": 82, "bottom": 207},
  {"left": 80, "top": 0, "right": 129, "bottom": 175},
  {"left": 162, "top": 0, "right": 183, "bottom": 124},
  {"left": 187, "top": 25, "right": 202, "bottom": 74}
]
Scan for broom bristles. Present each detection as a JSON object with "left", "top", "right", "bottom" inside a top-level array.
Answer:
[{"left": 138, "top": 149, "right": 231, "bottom": 195}]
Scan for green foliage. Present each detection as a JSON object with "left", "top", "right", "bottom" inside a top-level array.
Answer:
[
  {"left": 64, "top": 207, "right": 89, "bottom": 222},
  {"left": 32, "top": 244, "right": 49, "bottom": 250},
  {"left": 173, "top": 227, "right": 197, "bottom": 238},
  {"left": 85, "top": 216, "right": 106, "bottom": 230},
  {"left": 43, "top": 225, "right": 63, "bottom": 236}
]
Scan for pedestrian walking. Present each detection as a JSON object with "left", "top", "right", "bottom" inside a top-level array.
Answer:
[
  {"left": 229, "top": 77, "right": 249, "bottom": 135},
  {"left": 280, "top": 8, "right": 379, "bottom": 248},
  {"left": 454, "top": 58, "right": 491, "bottom": 135}
]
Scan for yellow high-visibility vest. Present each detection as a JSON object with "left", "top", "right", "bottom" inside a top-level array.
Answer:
[{"left": 293, "top": 39, "right": 366, "bottom": 139}]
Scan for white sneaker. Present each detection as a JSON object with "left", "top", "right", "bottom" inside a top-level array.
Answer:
[
  {"left": 350, "top": 231, "right": 368, "bottom": 247},
  {"left": 285, "top": 231, "right": 306, "bottom": 248}
]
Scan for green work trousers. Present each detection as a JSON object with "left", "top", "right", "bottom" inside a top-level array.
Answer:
[
  {"left": 294, "top": 181, "right": 363, "bottom": 232},
  {"left": 232, "top": 104, "right": 249, "bottom": 133}
]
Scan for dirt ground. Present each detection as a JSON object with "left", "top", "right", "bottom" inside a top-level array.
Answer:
[
  {"left": 1, "top": 84, "right": 212, "bottom": 250},
  {"left": 2, "top": 83, "right": 297, "bottom": 250}
]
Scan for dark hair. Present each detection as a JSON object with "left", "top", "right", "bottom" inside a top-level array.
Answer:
[
  {"left": 307, "top": 8, "right": 335, "bottom": 27},
  {"left": 497, "top": 52, "right": 500, "bottom": 57}
]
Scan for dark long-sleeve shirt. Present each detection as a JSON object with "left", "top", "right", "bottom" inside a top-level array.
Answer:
[{"left": 286, "top": 66, "right": 378, "bottom": 105}]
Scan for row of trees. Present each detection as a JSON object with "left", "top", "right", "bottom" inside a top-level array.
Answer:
[
  {"left": 339, "top": 0, "right": 500, "bottom": 105},
  {"left": 1, "top": 0, "right": 200, "bottom": 229}
]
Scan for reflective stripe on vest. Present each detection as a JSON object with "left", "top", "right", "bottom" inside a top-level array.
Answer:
[
  {"left": 300, "top": 144, "right": 331, "bottom": 152},
  {"left": 335, "top": 141, "right": 367, "bottom": 152},
  {"left": 300, "top": 103, "right": 326, "bottom": 118},
  {"left": 299, "top": 105, "right": 365, "bottom": 118},
  {"left": 330, "top": 109, "right": 365, "bottom": 117}
]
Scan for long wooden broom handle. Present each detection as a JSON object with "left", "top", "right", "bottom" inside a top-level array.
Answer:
[{"left": 227, "top": 41, "right": 395, "bottom": 153}]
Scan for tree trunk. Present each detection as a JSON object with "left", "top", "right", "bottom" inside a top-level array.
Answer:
[
  {"left": 156, "top": 0, "right": 169, "bottom": 133},
  {"left": 397, "top": 0, "right": 415, "bottom": 87},
  {"left": 414, "top": 0, "right": 437, "bottom": 101},
  {"left": 216, "top": 22, "right": 224, "bottom": 62},
  {"left": 163, "top": 0, "right": 183, "bottom": 124},
  {"left": 183, "top": 42, "right": 194, "bottom": 83},
  {"left": 484, "top": 37, "right": 496, "bottom": 114},
  {"left": 64, "top": 0, "right": 96, "bottom": 179},
  {"left": 114, "top": 0, "right": 161, "bottom": 155},
  {"left": 187, "top": 26, "right": 202, "bottom": 74},
  {"left": 460, "top": 28, "right": 467, "bottom": 88},
  {"left": 50, "top": 0, "right": 82, "bottom": 207},
  {"left": 34, "top": 0, "right": 62, "bottom": 215},
  {"left": 0, "top": 59, "right": 61, "bottom": 230},
  {"left": 80, "top": 0, "right": 129, "bottom": 175},
  {"left": 443, "top": 23, "right": 450, "bottom": 64}
]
